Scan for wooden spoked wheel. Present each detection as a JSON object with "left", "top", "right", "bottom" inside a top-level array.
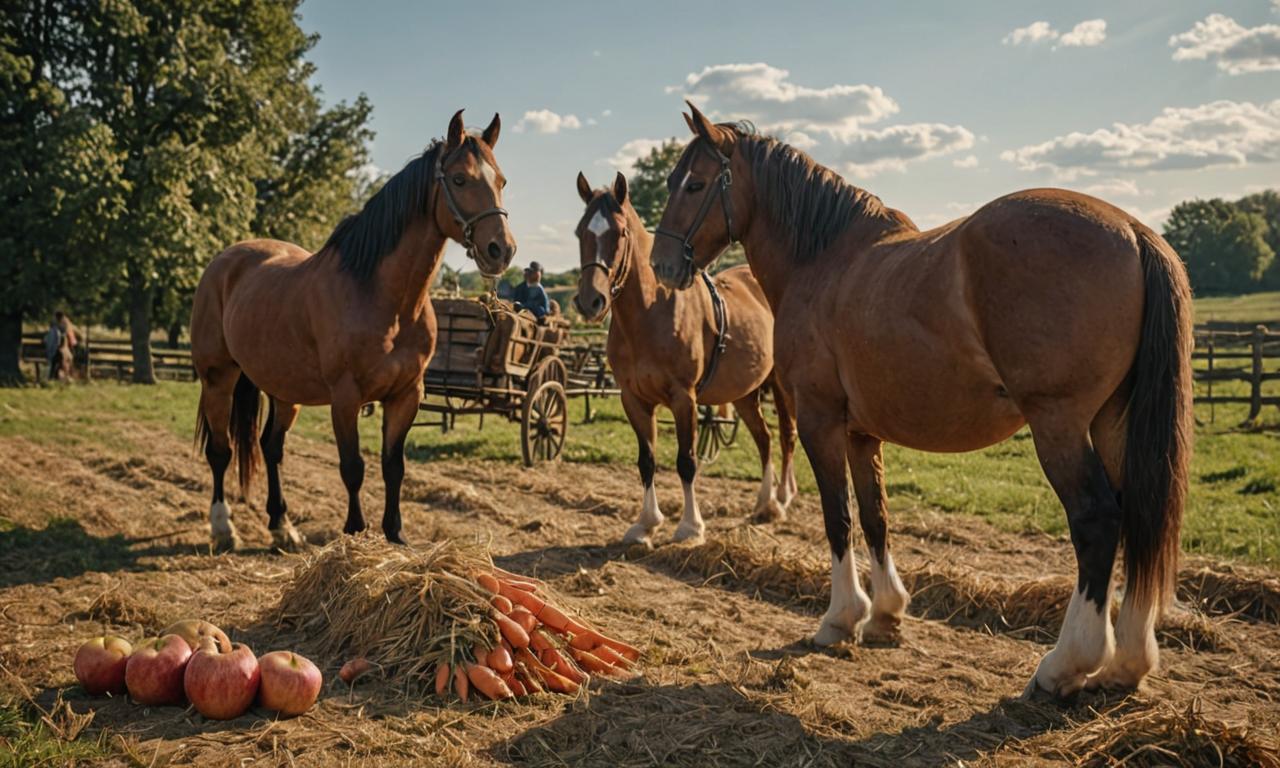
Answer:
[
  {"left": 521, "top": 380, "right": 567, "bottom": 466},
  {"left": 696, "top": 404, "right": 740, "bottom": 464},
  {"left": 527, "top": 355, "right": 568, "bottom": 394}
]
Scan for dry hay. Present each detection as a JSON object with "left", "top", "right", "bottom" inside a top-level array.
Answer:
[
  {"left": 1179, "top": 562, "right": 1280, "bottom": 624},
  {"left": 269, "top": 533, "right": 504, "bottom": 694},
  {"left": 64, "top": 586, "right": 159, "bottom": 630},
  {"left": 1037, "top": 699, "right": 1280, "bottom": 767},
  {"left": 646, "top": 527, "right": 1225, "bottom": 650}
]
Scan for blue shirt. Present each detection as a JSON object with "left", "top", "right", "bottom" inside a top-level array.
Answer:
[{"left": 512, "top": 282, "right": 550, "bottom": 319}]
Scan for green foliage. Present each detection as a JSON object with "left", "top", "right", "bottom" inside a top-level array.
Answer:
[
  {"left": 1236, "top": 191, "right": 1280, "bottom": 288},
  {"left": 1164, "top": 195, "right": 1277, "bottom": 295},
  {"left": 627, "top": 139, "right": 685, "bottom": 229}
]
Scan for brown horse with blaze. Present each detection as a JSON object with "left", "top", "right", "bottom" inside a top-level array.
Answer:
[
  {"left": 651, "top": 103, "right": 1192, "bottom": 698},
  {"left": 191, "top": 110, "right": 515, "bottom": 551},
  {"left": 574, "top": 171, "right": 795, "bottom": 544}
]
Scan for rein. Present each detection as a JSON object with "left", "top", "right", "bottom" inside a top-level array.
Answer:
[
  {"left": 654, "top": 143, "right": 736, "bottom": 273},
  {"left": 434, "top": 144, "right": 508, "bottom": 265},
  {"left": 696, "top": 270, "right": 729, "bottom": 395}
]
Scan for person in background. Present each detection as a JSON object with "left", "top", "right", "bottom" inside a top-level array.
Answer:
[
  {"left": 44, "top": 313, "right": 70, "bottom": 381},
  {"left": 511, "top": 261, "right": 550, "bottom": 321}
]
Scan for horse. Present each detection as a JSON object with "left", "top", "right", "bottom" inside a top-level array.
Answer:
[
  {"left": 650, "top": 103, "right": 1193, "bottom": 698},
  {"left": 190, "top": 110, "right": 515, "bottom": 551},
  {"left": 573, "top": 171, "right": 795, "bottom": 544}
]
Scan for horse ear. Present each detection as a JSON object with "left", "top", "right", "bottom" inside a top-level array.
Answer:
[
  {"left": 613, "top": 172, "right": 628, "bottom": 205},
  {"left": 683, "top": 111, "right": 697, "bottom": 135},
  {"left": 446, "top": 109, "right": 465, "bottom": 150},
  {"left": 576, "top": 171, "right": 592, "bottom": 204},
  {"left": 482, "top": 113, "right": 501, "bottom": 148},
  {"left": 686, "top": 101, "right": 733, "bottom": 156}
]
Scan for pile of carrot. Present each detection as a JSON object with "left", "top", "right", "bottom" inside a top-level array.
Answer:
[{"left": 435, "top": 567, "right": 641, "bottom": 702}]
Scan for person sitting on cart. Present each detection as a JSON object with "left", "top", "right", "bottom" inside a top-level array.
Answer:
[{"left": 512, "top": 261, "right": 550, "bottom": 322}]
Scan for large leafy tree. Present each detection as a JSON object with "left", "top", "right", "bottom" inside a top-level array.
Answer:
[
  {"left": 1164, "top": 199, "right": 1274, "bottom": 295},
  {"left": 1235, "top": 191, "right": 1280, "bottom": 289}
]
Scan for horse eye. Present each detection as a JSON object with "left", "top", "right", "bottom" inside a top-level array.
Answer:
[
  {"left": 686, "top": 181, "right": 705, "bottom": 193},
  {"left": 452, "top": 174, "right": 466, "bottom": 187}
]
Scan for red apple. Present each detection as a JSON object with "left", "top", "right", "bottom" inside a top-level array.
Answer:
[
  {"left": 258, "top": 651, "right": 322, "bottom": 717},
  {"left": 184, "top": 640, "right": 260, "bottom": 720},
  {"left": 73, "top": 635, "right": 132, "bottom": 695},
  {"left": 161, "top": 619, "right": 232, "bottom": 654},
  {"left": 125, "top": 634, "right": 192, "bottom": 706}
]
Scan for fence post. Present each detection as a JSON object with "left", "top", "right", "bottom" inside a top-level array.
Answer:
[
  {"left": 1243, "top": 324, "right": 1265, "bottom": 426},
  {"left": 1206, "top": 332, "right": 1215, "bottom": 424}
]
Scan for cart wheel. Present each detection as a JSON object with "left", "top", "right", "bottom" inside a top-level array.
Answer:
[
  {"left": 527, "top": 355, "right": 568, "bottom": 393},
  {"left": 696, "top": 404, "right": 740, "bottom": 464},
  {"left": 521, "top": 380, "right": 567, "bottom": 466}
]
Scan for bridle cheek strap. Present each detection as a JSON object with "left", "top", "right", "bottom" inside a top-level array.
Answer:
[
  {"left": 435, "top": 147, "right": 508, "bottom": 261},
  {"left": 654, "top": 146, "right": 735, "bottom": 272},
  {"left": 580, "top": 230, "right": 631, "bottom": 299}
]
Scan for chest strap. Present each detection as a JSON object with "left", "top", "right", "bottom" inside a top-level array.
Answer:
[{"left": 696, "top": 270, "right": 729, "bottom": 395}]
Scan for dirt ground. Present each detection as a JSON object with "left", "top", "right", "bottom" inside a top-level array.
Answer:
[{"left": 2, "top": 422, "right": 1279, "bottom": 766}]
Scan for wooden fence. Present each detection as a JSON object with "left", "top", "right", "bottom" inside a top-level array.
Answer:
[
  {"left": 1194, "top": 324, "right": 1280, "bottom": 425},
  {"left": 21, "top": 331, "right": 194, "bottom": 382}
]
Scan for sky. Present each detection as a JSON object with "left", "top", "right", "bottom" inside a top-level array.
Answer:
[{"left": 297, "top": 0, "right": 1280, "bottom": 273}]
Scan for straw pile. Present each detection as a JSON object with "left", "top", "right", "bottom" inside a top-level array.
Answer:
[{"left": 1179, "top": 562, "right": 1280, "bottom": 623}]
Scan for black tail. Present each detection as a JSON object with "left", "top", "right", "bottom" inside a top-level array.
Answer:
[
  {"left": 230, "top": 373, "right": 263, "bottom": 498},
  {"left": 1122, "top": 226, "right": 1194, "bottom": 613}
]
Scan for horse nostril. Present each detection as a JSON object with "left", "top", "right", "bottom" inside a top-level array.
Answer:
[
  {"left": 591, "top": 296, "right": 605, "bottom": 314},
  {"left": 488, "top": 242, "right": 502, "bottom": 262}
]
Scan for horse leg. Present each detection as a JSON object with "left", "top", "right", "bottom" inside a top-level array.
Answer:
[
  {"left": 261, "top": 396, "right": 304, "bottom": 552},
  {"left": 772, "top": 379, "right": 799, "bottom": 509},
  {"left": 671, "top": 393, "right": 705, "bottom": 543},
  {"left": 380, "top": 384, "right": 422, "bottom": 546},
  {"left": 331, "top": 388, "right": 366, "bottom": 536},
  {"left": 1024, "top": 413, "right": 1121, "bottom": 698},
  {"left": 736, "top": 389, "right": 783, "bottom": 522},
  {"left": 199, "top": 367, "right": 242, "bottom": 551},
  {"left": 848, "top": 433, "right": 910, "bottom": 643},
  {"left": 1086, "top": 390, "right": 1159, "bottom": 690},
  {"left": 799, "top": 398, "right": 871, "bottom": 646},
  {"left": 620, "top": 390, "right": 662, "bottom": 545}
]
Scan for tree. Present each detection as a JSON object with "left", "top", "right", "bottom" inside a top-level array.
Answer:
[
  {"left": 627, "top": 140, "right": 684, "bottom": 229},
  {"left": 1235, "top": 191, "right": 1280, "bottom": 288},
  {"left": 1164, "top": 199, "right": 1274, "bottom": 295}
]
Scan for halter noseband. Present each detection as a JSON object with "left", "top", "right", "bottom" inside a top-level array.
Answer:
[
  {"left": 580, "top": 218, "right": 632, "bottom": 300},
  {"left": 434, "top": 142, "right": 509, "bottom": 264},
  {"left": 654, "top": 143, "right": 736, "bottom": 273}
]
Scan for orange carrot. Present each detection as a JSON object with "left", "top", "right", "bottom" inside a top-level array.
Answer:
[
  {"left": 467, "top": 663, "right": 514, "bottom": 700},
  {"left": 340, "top": 657, "right": 373, "bottom": 683},
  {"left": 453, "top": 666, "right": 470, "bottom": 703},
  {"left": 510, "top": 606, "right": 538, "bottom": 634},
  {"left": 569, "top": 632, "right": 595, "bottom": 651},
  {"left": 500, "top": 582, "right": 546, "bottom": 614},
  {"left": 592, "top": 644, "right": 633, "bottom": 669},
  {"left": 487, "top": 645, "right": 514, "bottom": 674},
  {"left": 476, "top": 573, "right": 501, "bottom": 594},
  {"left": 537, "top": 603, "right": 572, "bottom": 632},
  {"left": 435, "top": 663, "right": 451, "bottom": 696},
  {"left": 516, "top": 647, "right": 580, "bottom": 694},
  {"left": 569, "top": 648, "right": 615, "bottom": 676},
  {"left": 508, "top": 677, "right": 527, "bottom": 697},
  {"left": 540, "top": 647, "right": 587, "bottom": 684},
  {"left": 529, "top": 628, "right": 555, "bottom": 653},
  {"left": 493, "top": 611, "right": 530, "bottom": 648},
  {"left": 491, "top": 594, "right": 513, "bottom": 614}
]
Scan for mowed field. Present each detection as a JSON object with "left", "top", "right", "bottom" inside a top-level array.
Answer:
[{"left": 1, "top": 378, "right": 1279, "bottom": 767}]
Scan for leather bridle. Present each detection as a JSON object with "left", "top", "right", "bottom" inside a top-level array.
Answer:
[
  {"left": 434, "top": 142, "right": 508, "bottom": 265},
  {"left": 654, "top": 143, "right": 736, "bottom": 274},
  {"left": 580, "top": 222, "right": 633, "bottom": 300}
]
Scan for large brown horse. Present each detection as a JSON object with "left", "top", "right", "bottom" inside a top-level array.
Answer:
[
  {"left": 191, "top": 110, "right": 515, "bottom": 551},
  {"left": 573, "top": 172, "right": 795, "bottom": 544},
  {"left": 651, "top": 103, "right": 1193, "bottom": 698}
]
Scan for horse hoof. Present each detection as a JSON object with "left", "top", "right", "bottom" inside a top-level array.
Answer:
[
  {"left": 672, "top": 521, "right": 705, "bottom": 544},
  {"left": 271, "top": 523, "right": 306, "bottom": 553},
  {"left": 622, "top": 523, "right": 655, "bottom": 546},
  {"left": 384, "top": 532, "right": 408, "bottom": 546},
  {"left": 211, "top": 531, "right": 241, "bottom": 553},
  {"left": 813, "top": 620, "right": 858, "bottom": 648},
  {"left": 343, "top": 522, "right": 367, "bottom": 536},
  {"left": 860, "top": 617, "right": 903, "bottom": 646},
  {"left": 751, "top": 497, "right": 786, "bottom": 524}
]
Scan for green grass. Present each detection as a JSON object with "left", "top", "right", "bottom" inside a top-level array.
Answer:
[
  {"left": 1, "top": 380, "right": 1277, "bottom": 565},
  {"left": 0, "top": 699, "right": 113, "bottom": 768},
  {"left": 1193, "top": 290, "right": 1280, "bottom": 325}
]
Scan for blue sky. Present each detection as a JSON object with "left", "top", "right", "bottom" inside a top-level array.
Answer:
[{"left": 298, "top": 0, "right": 1280, "bottom": 272}]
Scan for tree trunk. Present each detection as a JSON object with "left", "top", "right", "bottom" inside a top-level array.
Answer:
[
  {"left": 0, "top": 309, "right": 25, "bottom": 385},
  {"left": 128, "top": 278, "right": 156, "bottom": 384}
]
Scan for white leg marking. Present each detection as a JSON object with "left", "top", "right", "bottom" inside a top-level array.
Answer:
[
  {"left": 271, "top": 517, "right": 306, "bottom": 552},
  {"left": 673, "top": 481, "right": 705, "bottom": 542},
  {"left": 209, "top": 501, "right": 240, "bottom": 551},
  {"left": 776, "top": 458, "right": 798, "bottom": 509},
  {"left": 1027, "top": 587, "right": 1114, "bottom": 697},
  {"left": 622, "top": 483, "right": 664, "bottom": 544},
  {"left": 865, "top": 549, "right": 910, "bottom": 641},
  {"left": 814, "top": 549, "right": 870, "bottom": 646},
  {"left": 752, "top": 460, "right": 785, "bottom": 522},
  {"left": 1087, "top": 588, "right": 1158, "bottom": 690}
]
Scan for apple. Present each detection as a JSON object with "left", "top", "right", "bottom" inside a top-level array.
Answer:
[
  {"left": 125, "top": 634, "right": 192, "bottom": 706},
  {"left": 258, "top": 651, "right": 322, "bottom": 717},
  {"left": 161, "top": 619, "right": 232, "bottom": 654},
  {"left": 73, "top": 635, "right": 133, "bottom": 695},
  {"left": 183, "top": 639, "right": 260, "bottom": 720}
]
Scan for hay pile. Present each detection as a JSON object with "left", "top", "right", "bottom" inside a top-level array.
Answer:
[
  {"left": 1179, "top": 563, "right": 1280, "bottom": 623},
  {"left": 270, "top": 534, "right": 502, "bottom": 693}
]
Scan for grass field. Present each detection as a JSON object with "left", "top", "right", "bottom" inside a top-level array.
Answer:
[
  {"left": 1194, "top": 290, "right": 1280, "bottom": 324},
  {"left": 2, "top": 380, "right": 1277, "bottom": 565}
]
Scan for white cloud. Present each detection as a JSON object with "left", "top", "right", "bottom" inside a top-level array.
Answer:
[
  {"left": 1060, "top": 19, "right": 1107, "bottom": 47},
  {"left": 1169, "top": 14, "right": 1280, "bottom": 75},
  {"left": 513, "top": 109, "right": 583, "bottom": 134},
  {"left": 600, "top": 137, "right": 674, "bottom": 172},
  {"left": 1004, "top": 19, "right": 1106, "bottom": 48},
  {"left": 601, "top": 109, "right": 612, "bottom": 117},
  {"left": 671, "top": 62, "right": 898, "bottom": 140},
  {"left": 1001, "top": 99, "right": 1280, "bottom": 179},
  {"left": 916, "top": 201, "right": 979, "bottom": 229},
  {"left": 1079, "top": 179, "right": 1147, "bottom": 198},
  {"left": 670, "top": 62, "right": 972, "bottom": 175},
  {"left": 953, "top": 154, "right": 979, "bottom": 169}
]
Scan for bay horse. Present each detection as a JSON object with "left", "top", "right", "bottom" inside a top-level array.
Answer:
[
  {"left": 573, "top": 172, "right": 795, "bottom": 544},
  {"left": 651, "top": 103, "right": 1192, "bottom": 698},
  {"left": 191, "top": 110, "right": 515, "bottom": 551}
]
